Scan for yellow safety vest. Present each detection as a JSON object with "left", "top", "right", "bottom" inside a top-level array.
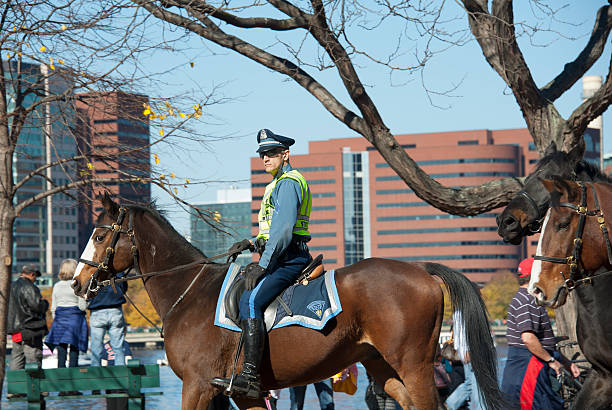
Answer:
[{"left": 257, "top": 169, "right": 311, "bottom": 240}]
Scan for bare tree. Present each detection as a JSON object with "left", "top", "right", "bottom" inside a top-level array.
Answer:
[
  {"left": 0, "top": 0, "right": 216, "bottom": 390},
  {"left": 131, "top": 0, "right": 612, "bottom": 216},
  {"left": 131, "top": 0, "right": 612, "bottom": 363}
]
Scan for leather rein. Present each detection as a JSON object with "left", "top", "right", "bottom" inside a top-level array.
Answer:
[
  {"left": 534, "top": 181, "right": 612, "bottom": 294},
  {"left": 78, "top": 206, "right": 238, "bottom": 336}
]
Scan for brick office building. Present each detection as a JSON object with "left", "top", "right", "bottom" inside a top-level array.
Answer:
[
  {"left": 250, "top": 128, "right": 601, "bottom": 284},
  {"left": 76, "top": 92, "right": 151, "bottom": 251}
]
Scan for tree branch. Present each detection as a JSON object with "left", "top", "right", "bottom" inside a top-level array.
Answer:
[
  {"left": 162, "top": 0, "right": 309, "bottom": 30},
  {"left": 541, "top": 5, "right": 612, "bottom": 102}
]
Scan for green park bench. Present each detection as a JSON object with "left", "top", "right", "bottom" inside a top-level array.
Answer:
[{"left": 7, "top": 359, "right": 162, "bottom": 410}]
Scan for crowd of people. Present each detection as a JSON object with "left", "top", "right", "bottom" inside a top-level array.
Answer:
[{"left": 7, "top": 259, "right": 130, "bottom": 398}]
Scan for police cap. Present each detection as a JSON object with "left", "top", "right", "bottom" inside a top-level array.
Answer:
[{"left": 256, "top": 129, "right": 295, "bottom": 153}]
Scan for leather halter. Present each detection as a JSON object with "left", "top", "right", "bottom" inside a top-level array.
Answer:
[
  {"left": 517, "top": 190, "right": 545, "bottom": 234},
  {"left": 534, "top": 182, "right": 612, "bottom": 293},
  {"left": 78, "top": 207, "right": 139, "bottom": 294}
]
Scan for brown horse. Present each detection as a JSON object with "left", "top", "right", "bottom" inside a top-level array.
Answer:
[
  {"left": 531, "top": 179, "right": 612, "bottom": 409},
  {"left": 71, "top": 194, "right": 503, "bottom": 410}
]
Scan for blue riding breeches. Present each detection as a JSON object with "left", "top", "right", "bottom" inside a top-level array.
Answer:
[{"left": 239, "top": 241, "right": 311, "bottom": 320}]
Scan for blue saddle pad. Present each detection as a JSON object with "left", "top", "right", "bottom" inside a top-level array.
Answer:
[{"left": 214, "top": 263, "right": 342, "bottom": 332}]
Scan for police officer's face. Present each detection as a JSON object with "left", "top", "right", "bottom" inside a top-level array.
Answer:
[{"left": 260, "top": 148, "right": 289, "bottom": 174}]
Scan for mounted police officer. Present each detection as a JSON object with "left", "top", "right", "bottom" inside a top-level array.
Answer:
[{"left": 211, "top": 129, "right": 313, "bottom": 398}]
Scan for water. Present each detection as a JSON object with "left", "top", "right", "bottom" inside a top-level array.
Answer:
[{"left": 2, "top": 342, "right": 509, "bottom": 409}]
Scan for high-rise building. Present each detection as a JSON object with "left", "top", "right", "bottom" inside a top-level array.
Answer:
[
  {"left": 75, "top": 92, "right": 151, "bottom": 251},
  {"left": 190, "top": 188, "right": 252, "bottom": 266},
  {"left": 250, "top": 128, "right": 601, "bottom": 284},
  {"left": 10, "top": 62, "right": 79, "bottom": 280}
]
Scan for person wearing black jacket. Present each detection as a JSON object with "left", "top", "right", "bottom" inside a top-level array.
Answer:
[{"left": 8, "top": 265, "right": 49, "bottom": 370}]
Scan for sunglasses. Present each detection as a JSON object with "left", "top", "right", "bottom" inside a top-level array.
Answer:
[{"left": 259, "top": 149, "right": 285, "bottom": 159}]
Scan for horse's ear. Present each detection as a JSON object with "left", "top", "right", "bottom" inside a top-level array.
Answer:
[
  {"left": 99, "top": 191, "right": 119, "bottom": 217},
  {"left": 543, "top": 141, "right": 557, "bottom": 157}
]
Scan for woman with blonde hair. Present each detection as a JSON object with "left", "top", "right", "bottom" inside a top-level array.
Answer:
[{"left": 45, "top": 259, "right": 88, "bottom": 368}]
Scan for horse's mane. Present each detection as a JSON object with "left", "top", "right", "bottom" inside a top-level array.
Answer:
[
  {"left": 535, "top": 150, "right": 612, "bottom": 183},
  {"left": 129, "top": 202, "right": 207, "bottom": 260}
]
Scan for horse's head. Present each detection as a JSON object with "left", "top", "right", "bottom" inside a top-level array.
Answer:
[
  {"left": 497, "top": 142, "right": 580, "bottom": 244},
  {"left": 72, "top": 193, "right": 136, "bottom": 299},
  {"left": 529, "top": 179, "right": 609, "bottom": 307}
]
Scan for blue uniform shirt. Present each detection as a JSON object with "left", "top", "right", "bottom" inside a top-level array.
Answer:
[{"left": 257, "top": 163, "right": 311, "bottom": 270}]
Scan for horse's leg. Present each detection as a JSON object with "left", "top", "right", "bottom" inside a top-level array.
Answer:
[
  {"left": 180, "top": 376, "right": 216, "bottom": 410},
  {"left": 362, "top": 358, "right": 416, "bottom": 409},
  {"left": 572, "top": 371, "right": 612, "bottom": 409},
  {"left": 232, "top": 397, "right": 268, "bottom": 409}
]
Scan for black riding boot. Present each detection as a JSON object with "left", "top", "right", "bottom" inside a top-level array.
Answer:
[{"left": 210, "top": 318, "right": 265, "bottom": 398}]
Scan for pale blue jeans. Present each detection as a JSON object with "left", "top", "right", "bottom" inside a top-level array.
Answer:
[
  {"left": 445, "top": 362, "right": 484, "bottom": 410},
  {"left": 89, "top": 308, "right": 126, "bottom": 366}
]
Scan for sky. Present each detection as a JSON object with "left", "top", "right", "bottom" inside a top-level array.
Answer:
[{"left": 136, "top": 1, "right": 612, "bottom": 236}]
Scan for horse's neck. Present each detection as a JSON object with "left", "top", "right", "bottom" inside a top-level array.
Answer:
[
  {"left": 133, "top": 215, "right": 215, "bottom": 319},
  {"left": 574, "top": 276, "right": 612, "bottom": 370}
]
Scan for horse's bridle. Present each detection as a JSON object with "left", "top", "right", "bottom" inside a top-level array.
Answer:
[
  {"left": 78, "top": 207, "right": 139, "bottom": 294},
  {"left": 517, "top": 190, "right": 546, "bottom": 234},
  {"left": 534, "top": 182, "right": 612, "bottom": 294}
]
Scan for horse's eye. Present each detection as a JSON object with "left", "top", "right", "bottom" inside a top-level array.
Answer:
[
  {"left": 557, "top": 221, "right": 570, "bottom": 231},
  {"left": 94, "top": 235, "right": 105, "bottom": 242}
]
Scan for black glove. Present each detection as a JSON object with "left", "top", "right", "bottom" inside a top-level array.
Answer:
[
  {"left": 244, "top": 263, "right": 266, "bottom": 290},
  {"left": 228, "top": 239, "right": 254, "bottom": 255}
]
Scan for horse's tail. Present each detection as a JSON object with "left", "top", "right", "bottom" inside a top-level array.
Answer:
[{"left": 425, "top": 262, "right": 505, "bottom": 410}]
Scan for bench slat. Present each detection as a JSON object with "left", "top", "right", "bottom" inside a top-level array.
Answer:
[{"left": 7, "top": 363, "right": 160, "bottom": 394}]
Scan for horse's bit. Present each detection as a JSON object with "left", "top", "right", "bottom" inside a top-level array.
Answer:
[
  {"left": 534, "top": 182, "right": 612, "bottom": 293},
  {"left": 78, "top": 207, "right": 139, "bottom": 295}
]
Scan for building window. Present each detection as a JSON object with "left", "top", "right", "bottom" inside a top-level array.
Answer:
[
  {"left": 310, "top": 245, "right": 338, "bottom": 251},
  {"left": 310, "top": 219, "right": 337, "bottom": 224},
  {"left": 378, "top": 226, "right": 497, "bottom": 235},
  {"left": 377, "top": 213, "right": 496, "bottom": 221},
  {"left": 376, "top": 189, "right": 413, "bottom": 195},
  {"left": 394, "top": 254, "right": 518, "bottom": 261},
  {"left": 298, "top": 166, "right": 335, "bottom": 172},
  {"left": 376, "top": 202, "right": 426, "bottom": 208},
  {"left": 312, "top": 205, "right": 336, "bottom": 211},
  {"left": 458, "top": 140, "right": 478, "bottom": 145},
  {"left": 378, "top": 240, "right": 508, "bottom": 248},
  {"left": 309, "top": 179, "right": 335, "bottom": 185},
  {"left": 311, "top": 232, "right": 337, "bottom": 237},
  {"left": 528, "top": 142, "right": 537, "bottom": 151},
  {"left": 313, "top": 192, "right": 335, "bottom": 198}
]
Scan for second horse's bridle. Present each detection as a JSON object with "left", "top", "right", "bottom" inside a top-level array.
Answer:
[{"left": 534, "top": 182, "right": 612, "bottom": 293}]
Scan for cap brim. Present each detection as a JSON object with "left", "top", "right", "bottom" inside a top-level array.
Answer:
[{"left": 256, "top": 143, "right": 287, "bottom": 153}]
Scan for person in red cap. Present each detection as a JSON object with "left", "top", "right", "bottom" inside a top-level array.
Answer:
[{"left": 500, "top": 258, "right": 579, "bottom": 409}]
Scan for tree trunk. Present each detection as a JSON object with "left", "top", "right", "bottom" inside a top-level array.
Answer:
[
  {"left": 0, "top": 199, "right": 15, "bottom": 397},
  {"left": 554, "top": 294, "right": 584, "bottom": 364}
]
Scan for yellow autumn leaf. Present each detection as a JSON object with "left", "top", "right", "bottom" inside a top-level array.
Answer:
[
  {"left": 143, "top": 109, "right": 151, "bottom": 116},
  {"left": 6, "top": 53, "right": 10, "bottom": 59},
  {"left": 173, "top": 187, "right": 178, "bottom": 194},
  {"left": 193, "top": 104, "right": 201, "bottom": 111},
  {"left": 50, "top": 64, "right": 55, "bottom": 70},
  {"left": 58, "top": 59, "right": 64, "bottom": 65},
  {"left": 159, "top": 129, "right": 164, "bottom": 136},
  {"left": 180, "top": 113, "right": 186, "bottom": 119},
  {"left": 185, "top": 178, "right": 190, "bottom": 184},
  {"left": 189, "top": 62, "right": 194, "bottom": 68},
  {"left": 61, "top": 24, "right": 67, "bottom": 31},
  {"left": 40, "top": 46, "right": 46, "bottom": 52},
  {"left": 160, "top": 174, "right": 165, "bottom": 179},
  {"left": 170, "top": 173, "right": 175, "bottom": 178},
  {"left": 87, "top": 163, "right": 93, "bottom": 170},
  {"left": 153, "top": 154, "right": 160, "bottom": 164},
  {"left": 164, "top": 101, "right": 171, "bottom": 108}
]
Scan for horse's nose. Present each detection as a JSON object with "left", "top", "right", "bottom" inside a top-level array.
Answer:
[
  {"left": 501, "top": 215, "right": 519, "bottom": 230},
  {"left": 71, "top": 279, "right": 81, "bottom": 295}
]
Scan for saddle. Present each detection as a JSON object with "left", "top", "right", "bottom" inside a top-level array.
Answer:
[{"left": 224, "top": 254, "right": 324, "bottom": 325}]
